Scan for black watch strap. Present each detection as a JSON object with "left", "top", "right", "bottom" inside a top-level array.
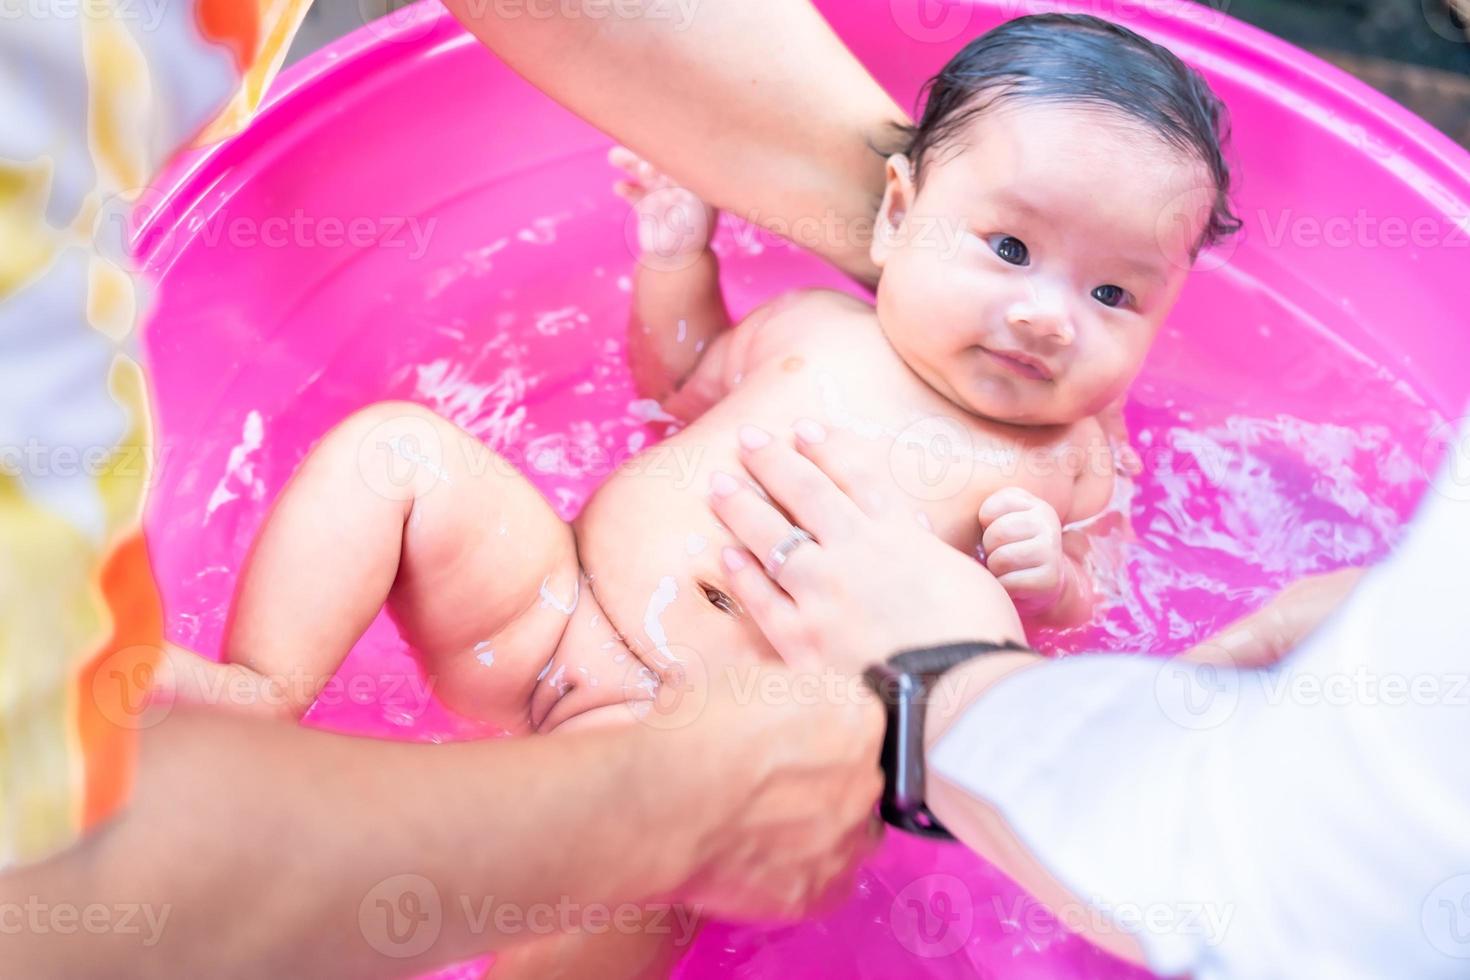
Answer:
[{"left": 863, "top": 640, "right": 1032, "bottom": 839}]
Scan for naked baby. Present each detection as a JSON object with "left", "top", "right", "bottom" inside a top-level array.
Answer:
[{"left": 225, "top": 14, "right": 1240, "bottom": 737}]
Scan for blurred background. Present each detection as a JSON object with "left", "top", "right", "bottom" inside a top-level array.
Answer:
[
  {"left": 289, "top": 0, "right": 1470, "bottom": 148},
  {"left": 1229, "top": 0, "right": 1469, "bottom": 146}
]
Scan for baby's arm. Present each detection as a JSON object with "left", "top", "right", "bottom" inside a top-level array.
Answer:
[
  {"left": 979, "top": 424, "right": 1115, "bottom": 628},
  {"left": 614, "top": 147, "right": 732, "bottom": 411}
]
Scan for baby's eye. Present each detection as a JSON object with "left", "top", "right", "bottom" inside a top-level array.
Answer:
[
  {"left": 988, "top": 235, "right": 1030, "bottom": 266},
  {"left": 1092, "top": 284, "right": 1127, "bottom": 308},
  {"left": 699, "top": 581, "right": 740, "bottom": 617}
]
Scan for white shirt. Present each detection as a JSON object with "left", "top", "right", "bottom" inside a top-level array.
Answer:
[{"left": 933, "top": 426, "right": 1470, "bottom": 978}]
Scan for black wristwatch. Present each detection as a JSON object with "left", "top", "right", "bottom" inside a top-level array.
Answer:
[{"left": 862, "top": 640, "right": 1032, "bottom": 839}]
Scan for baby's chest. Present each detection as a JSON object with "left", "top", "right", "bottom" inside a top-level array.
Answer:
[
  {"left": 865, "top": 419, "right": 1078, "bottom": 551},
  {"left": 784, "top": 363, "right": 1078, "bottom": 546}
]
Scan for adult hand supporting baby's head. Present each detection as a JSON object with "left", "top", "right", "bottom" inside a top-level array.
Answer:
[{"left": 709, "top": 422, "right": 1025, "bottom": 675}]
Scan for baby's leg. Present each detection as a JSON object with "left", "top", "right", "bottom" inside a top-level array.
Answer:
[{"left": 224, "top": 402, "right": 578, "bottom": 732}]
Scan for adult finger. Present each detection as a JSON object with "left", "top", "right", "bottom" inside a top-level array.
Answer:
[
  {"left": 709, "top": 471, "right": 826, "bottom": 590},
  {"left": 718, "top": 547, "right": 811, "bottom": 668},
  {"left": 711, "top": 470, "right": 803, "bottom": 548},
  {"left": 737, "top": 425, "right": 862, "bottom": 541},
  {"left": 791, "top": 420, "right": 904, "bottom": 521}
]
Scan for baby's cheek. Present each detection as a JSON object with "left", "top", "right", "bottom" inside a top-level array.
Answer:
[
  {"left": 1075, "top": 339, "right": 1137, "bottom": 401},
  {"left": 903, "top": 250, "right": 970, "bottom": 313}
]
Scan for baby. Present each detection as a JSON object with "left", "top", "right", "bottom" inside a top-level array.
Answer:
[{"left": 225, "top": 14, "right": 1239, "bottom": 737}]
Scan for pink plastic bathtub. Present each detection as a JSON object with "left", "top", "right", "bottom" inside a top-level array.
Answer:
[{"left": 136, "top": 1, "right": 1470, "bottom": 977}]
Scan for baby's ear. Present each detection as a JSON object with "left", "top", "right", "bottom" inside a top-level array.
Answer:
[{"left": 871, "top": 154, "right": 916, "bottom": 269}]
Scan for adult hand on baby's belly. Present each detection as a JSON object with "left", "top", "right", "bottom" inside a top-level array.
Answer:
[{"left": 708, "top": 421, "right": 1024, "bottom": 675}]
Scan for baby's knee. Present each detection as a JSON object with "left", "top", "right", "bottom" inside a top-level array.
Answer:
[
  {"left": 330, "top": 400, "right": 450, "bottom": 455},
  {"left": 322, "top": 400, "right": 461, "bottom": 503}
]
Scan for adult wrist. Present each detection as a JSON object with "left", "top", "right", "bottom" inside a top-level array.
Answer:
[
  {"left": 621, "top": 722, "right": 717, "bottom": 905},
  {"left": 921, "top": 650, "right": 1043, "bottom": 755}
]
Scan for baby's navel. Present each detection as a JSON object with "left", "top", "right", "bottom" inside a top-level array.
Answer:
[{"left": 782, "top": 355, "right": 806, "bottom": 373}]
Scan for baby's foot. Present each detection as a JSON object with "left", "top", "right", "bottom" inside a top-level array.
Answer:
[{"left": 610, "top": 146, "right": 719, "bottom": 262}]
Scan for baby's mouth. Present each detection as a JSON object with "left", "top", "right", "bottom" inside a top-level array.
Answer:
[{"left": 982, "top": 346, "right": 1053, "bottom": 382}]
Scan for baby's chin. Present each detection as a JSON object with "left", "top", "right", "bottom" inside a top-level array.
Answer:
[{"left": 949, "top": 372, "right": 1083, "bottom": 428}]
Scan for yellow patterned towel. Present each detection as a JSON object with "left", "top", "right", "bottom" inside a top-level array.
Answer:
[{"left": 0, "top": 0, "right": 310, "bottom": 870}]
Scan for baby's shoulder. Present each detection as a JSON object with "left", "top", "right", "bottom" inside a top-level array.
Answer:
[
  {"left": 751, "top": 287, "right": 874, "bottom": 327},
  {"left": 743, "top": 288, "right": 880, "bottom": 353}
]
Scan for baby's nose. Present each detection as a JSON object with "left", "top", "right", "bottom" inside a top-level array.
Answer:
[{"left": 1005, "top": 292, "right": 1075, "bottom": 347}]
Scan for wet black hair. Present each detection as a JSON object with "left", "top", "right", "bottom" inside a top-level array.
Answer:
[{"left": 891, "top": 13, "right": 1242, "bottom": 254}]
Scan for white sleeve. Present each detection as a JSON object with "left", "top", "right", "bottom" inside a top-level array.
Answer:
[{"left": 931, "top": 438, "right": 1470, "bottom": 979}]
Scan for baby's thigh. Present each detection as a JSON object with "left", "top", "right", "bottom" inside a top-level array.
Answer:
[
  {"left": 530, "top": 580, "right": 652, "bottom": 734},
  {"left": 353, "top": 402, "right": 581, "bottom": 731}
]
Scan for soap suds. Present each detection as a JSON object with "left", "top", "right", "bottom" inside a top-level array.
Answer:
[
  {"left": 205, "top": 410, "right": 267, "bottom": 521},
  {"left": 643, "top": 576, "right": 680, "bottom": 665},
  {"left": 628, "top": 399, "right": 679, "bottom": 424},
  {"left": 387, "top": 434, "right": 453, "bottom": 484},
  {"left": 539, "top": 576, "right": 580, "bottom": 616}
]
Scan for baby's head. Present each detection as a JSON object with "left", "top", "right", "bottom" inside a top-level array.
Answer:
[{"left": 873, "top": 13, "right": 1240, "bottom": 426}]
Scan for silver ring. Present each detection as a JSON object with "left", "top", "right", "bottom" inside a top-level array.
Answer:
[{"left": 763, "top": 526, "right": 814, "bottom": 579}]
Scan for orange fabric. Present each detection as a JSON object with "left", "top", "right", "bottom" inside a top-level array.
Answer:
[
  {"left": 195, "top": 0, "right": 260, "bottom": 72},
  {"left": 74, "top": 533, "right": 164, "bottom": 831}
]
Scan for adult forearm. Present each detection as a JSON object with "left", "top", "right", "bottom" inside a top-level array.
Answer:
[
  {"left": 1181, "top": 566, "right": 1366, "bottom": 668},
  {"left": 0, "top": 708, "right": 687, "bottom": 978},
  {"left": 918, "top": 506, "right": 1470, "bottom": 977},
  {"left": 912, "top": 652, "right": 1148, "bottom": 964},
  {"left": 443, "top": 0, "right": 905, "bottom": 284}
]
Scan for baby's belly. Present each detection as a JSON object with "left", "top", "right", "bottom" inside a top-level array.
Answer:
[{"left": 574, "top": 433, "right": 780, "bottom": 674}]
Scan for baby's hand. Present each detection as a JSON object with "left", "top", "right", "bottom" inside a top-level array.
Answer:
[
  {"left": 978, "top": 487, "right": 1068, "bottom": 616},
  {"left": 610, "top": 146, "right": 718, "bottom": 263}
]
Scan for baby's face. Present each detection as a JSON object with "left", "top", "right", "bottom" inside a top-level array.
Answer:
[{"left": 872, "top": 102, "right": 1212, "bottom": 426}]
